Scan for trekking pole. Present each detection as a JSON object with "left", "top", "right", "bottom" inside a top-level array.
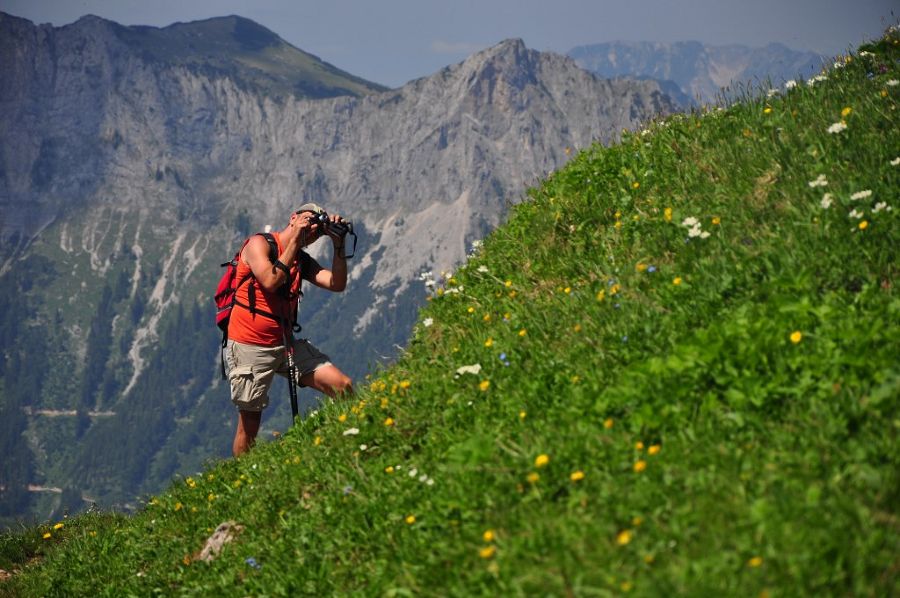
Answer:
[{"left": 285, "top": 338, "right": 299, "bottom": 423}]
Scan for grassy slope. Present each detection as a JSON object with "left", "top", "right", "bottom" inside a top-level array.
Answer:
[{"left": 3, "top": 30, "right": 899, "bottom": 597}]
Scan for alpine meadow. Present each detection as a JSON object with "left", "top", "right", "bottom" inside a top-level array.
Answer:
[{"left": 2, "top": 25, "right": 899, "bottom": 598}]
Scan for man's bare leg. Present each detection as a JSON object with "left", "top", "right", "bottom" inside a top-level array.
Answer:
[
  {"left": 233, "top": 409, "right": 262, "bottom": 457},
  {"left": 300, "top": 364, "right": 353, "bottom": 398}
]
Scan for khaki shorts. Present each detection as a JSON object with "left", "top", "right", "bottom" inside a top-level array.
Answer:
[{"left": 225, "top": 339, "right": 332, "bottom": 412}]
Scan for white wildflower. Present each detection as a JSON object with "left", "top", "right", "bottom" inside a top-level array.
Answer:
[
  {"left": 850, "top": 190, "right": 872, "bottom": 201},
  {"left": 359, "top": 444, "right": 368, "bottom": 451},
  {"left": 833, "top": 61, "right": 845, "bottom": 69},
  {"left": 767, "top": 88, "right": 779, "bottom": 98},
  {"left": 681, "top": 217, "right": 699, "bottom": 227},
  {"left": 785, "top": 80, "right": 797, "bottom": 90},
  {"left": 342, "top": 427, "right": 359, "bottom": 436},
  {"left": 873, "top": 202, "right": 889, "bottom": 213},
  {"left": 848, "top": 209, "right": 864, "bottom": 219},
  {"left": 859, "top": 51, "right": 874, "bottom": 58},
  {"left": 891, "top": 157, "right": 900, "bottom": 166},
  {"left": 807, "top": 174, "right": 828, "bottom": 188},
  {"left": 455, "top": 364, "right": 482, "bottom": 376},
  {"left": 422, "top": 317, "right": 433, "bottom": 327},
  {"left": 820, "top": 193, "right": 834, "bottom": 209},
  {"left": 700, "top": 231, "right": 711, "bottom": 239},
  {"left": 418, "top": 474, "right": 429, "bottom": 482},
  {"left": 827, "top": 121, "right": 847, "bottom": 134},
  {"left": 426, "top": 478, "right": 435, "bottom": 486},
  {"left": 477, "top": 265, "right": 489, "bottom": 273},
  {"left": 408, "top": 468, "right": 418, "bottom": 477},
  {"left": 807, "top": 74, "right": 828, "bottom": 86},
  {"left": 887, "top": 80, "right": 899, "bottom": 87},
  {"left": 688, "top": 224, "right": 704, "bottom": 238}
]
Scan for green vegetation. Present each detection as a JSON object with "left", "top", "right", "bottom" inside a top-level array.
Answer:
[{"left": 2, "top": 29, "right": 898, "bottom": 596}]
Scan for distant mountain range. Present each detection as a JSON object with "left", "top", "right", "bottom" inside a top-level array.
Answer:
[
  {"left": 0, "top": 12, "right": 675, "bottom": 524},
  {"left": 569, "top": 41, "right": 825, "bottom": 104}
]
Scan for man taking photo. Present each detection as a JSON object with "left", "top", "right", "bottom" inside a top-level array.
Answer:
[{"left": 225, "top": 203, "right": 353, "bottom": 456}]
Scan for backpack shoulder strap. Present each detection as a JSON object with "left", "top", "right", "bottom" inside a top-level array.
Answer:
[{"left": 259, "top": 232, "right": 278, "bottom": 262}]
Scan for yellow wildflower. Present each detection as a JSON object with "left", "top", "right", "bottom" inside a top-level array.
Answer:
[
  {"left": 174, "top": 502, "right": 183, "bottom": 512},
  {"left": 632, "top": 181, "right": 640, "bottom": 189},
  {"left": 504, "top": 280, "right": 512, "bottom": 287},
  {"left": 790, "top": 331, "right": 802, "bottom": 344},
  {"left": 636, "top": 263, "right": 647, "bottom": 272},
  {"left": 385, "top": 466, "right": 394, "bottom": 473},
  {"left": 518, "top": 328, "right": 527, "bottom": 337},
  {"left": 635, "top": 441, "right": 644, "bottom": 451},
  {"left": 571, "top": 375, "right": 580, "bottom": 384},
  {"left": 508, "top": 290, "right": 517, "bottom": 298},
  {"left": 609, "top": 284, "right": 620, "bottom": 295},
  {"left": 748, "top": 556, "right": 763, "bottom": 568},
  {"left": 380, "top": 397, "right": 389, "bottom": 409},
  {"left": 479, "top": 380, "right": 491, "bottom": 391},
  {"left": 841, "top": 106, "right": 852, "bottom": 117},
  {"left": 616, "top": 530, "right": 632, "bottom": 545},
  {"left": 859, "top": 220, "right": 868, "bottom": 230},
  {"left": 664, "top": 207, "right": 673, "bottom": 222},
  {"left": 384, "top": 417, "right": 395, "bottom": 427},
  {"left": 534, "top": 454, "right": 550, "bottom": 468},
  {"left": 53, "top": 522, "right": 64, "bottom": 530},
  {"left": 712, "top": 216, "right": 721, "bottom": 225},
  {"left": 483, "top": 529, "right": 495, "bottom": 542},
  {"left": 643, "top": 553, "right": 655, "bottom": 564},
  {"left": 570, "top": 470, "right": 585, "bottom": 482},
  {"left": 621, "top": 581, "right": 633, "bottom": 592},
  {"left": 186, "top": 477, "right": 196, "bottom": 489},
  {"left": 596, "top": 290, "right": 606, "bottom": 301},
  {"left": 573, "top": 323, "right": 582, "bottom": 333},
  {"left": 484, "top": 337, "right": 493, "bottom": 347},
  {"left": 519, "top": 411, "right": 527, "bottom": 420},
  {"left": 207, "top": 493, "right": 216, "bottom": 502},
  {"left": 483, "top": 313, "right": 491, "bottom": 322},
  {"left": 338, "top": 414, "right": 347, "bottom": 422},
  {"left": 399, "top": 380, "right": 411, "bottom": 389},
  {"left": 604, "top": 418, "right": 614, "bottom": 429},
  {"left": 634, "top": 460, "right": 647, "bottom": 473},
  {"left": 314, "top": 436, "right": 322, "bottom": 446},
  {"left": 673, "top": 277, "right": 682, "bottom": 285},
  {"left": 526, "top": 472, "right": 540, "bottom": 484},
  {"left": 467, "top": 306, "right": 475, "bottom": 314},
  {"left": 763, "top": 106, "right": 772, "bottom": 114},
  {"left": 648, "top": 445, "right": 661, "bottom": 455},
  {"left": 479, "top": 545, "right": 496, "bottom": 559},
  {"left": 564, "top": 286, "right": 571, "bottom": 294},
  {"left": 43, "top": 532, "right": 52, "bottom": 540},
  {"left": 405, "top": 515, "right": 416, "bottom": 525}
]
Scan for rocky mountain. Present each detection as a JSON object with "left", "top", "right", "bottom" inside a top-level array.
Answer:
[
  {"left": 0, "top": 12, "right": 674, "bottom": 524},
  {"left": 569, "top": 40, "right": 825, "bottom": 105}
]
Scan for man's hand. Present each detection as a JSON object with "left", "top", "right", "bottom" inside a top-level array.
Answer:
[
  {"left": 290, "top": 211, "right": 321, "bottom": 245},
  {"left": 325, "top": 214, "right": 348, "bottom": 240}
]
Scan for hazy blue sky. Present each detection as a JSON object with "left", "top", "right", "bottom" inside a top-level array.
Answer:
[{"left": 5, "top": 0, "right": 897, "bottom": 88}]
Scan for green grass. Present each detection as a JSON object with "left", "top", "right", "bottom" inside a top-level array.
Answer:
[{"left": 3, "top": 29, "right": 899, "bottom": 597}]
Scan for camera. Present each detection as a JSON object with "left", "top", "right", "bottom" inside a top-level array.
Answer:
[
  {"left": 308, "top": 210, "right": 357, "bottom": 258},
  {"left": 310, "top": 211, "right": 351, "bottom": 237}
]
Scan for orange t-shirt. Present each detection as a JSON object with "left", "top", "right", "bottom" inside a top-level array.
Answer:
[{"left": 227, "top": 232, "right": 312, "bottom": 346}]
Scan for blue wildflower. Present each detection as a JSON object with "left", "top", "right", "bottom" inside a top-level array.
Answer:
[
  {"left": 647, "top": 265, "right": 657, "bottom": 273},
  {"left": 245, "top": 557, "right": 261, "bottom": 569}
]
